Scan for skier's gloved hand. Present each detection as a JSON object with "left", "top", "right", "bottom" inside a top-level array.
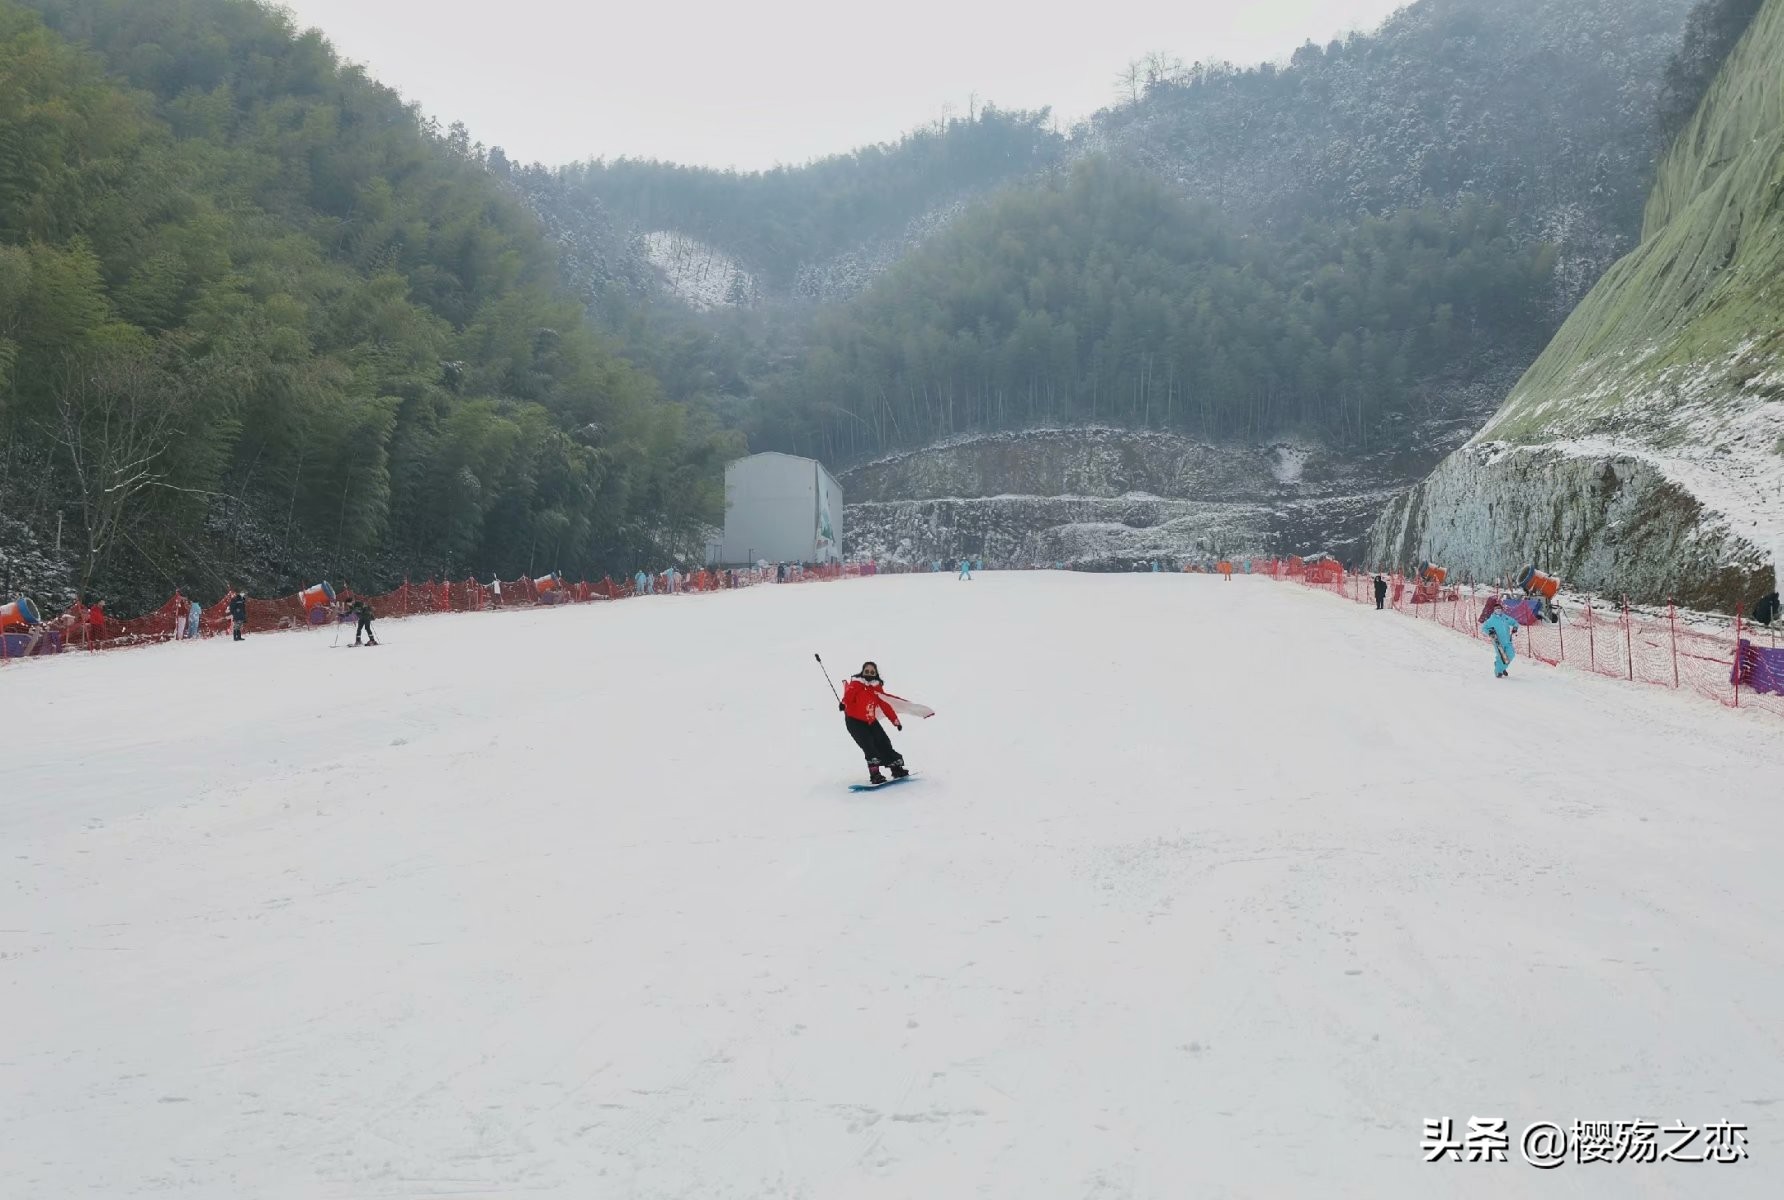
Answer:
[
  {"left": 838, "top": 702, "right": 845, "bottom": 712},
  {"left": 893, "top": 721, "right": 903, "bottom": 731}
]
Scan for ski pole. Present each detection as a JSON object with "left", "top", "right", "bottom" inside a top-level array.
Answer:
[{"left": 814, "top": 653, "right": 842, "bottom": 705}]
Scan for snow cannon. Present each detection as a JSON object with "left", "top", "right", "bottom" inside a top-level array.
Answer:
[
  {"left": 299, "top": 582, "right": 336, "bottom": 611},
  {"left": 1419, "top": 561, "right": 1448, "bottom": 586},
  {"left": 1518, "top": 565, "right": 1560, "bottom": 600},
  {"left": 299, "top": 582, "right": 336, "bottom": 625},
  {"left": 0, "top": 596, "right": 41, "bottom": 631},
  {"left": 534, "top": 572, "right": 563, "bottom": 604}
]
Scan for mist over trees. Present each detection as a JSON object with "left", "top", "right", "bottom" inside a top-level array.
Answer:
[{"left": 519, "top": 0, "right": 1697, "bottom": 473}]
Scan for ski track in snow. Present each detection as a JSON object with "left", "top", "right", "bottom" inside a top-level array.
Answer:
[{"left": 3, "top": 575, "right": 1782, "bottom": 1198}]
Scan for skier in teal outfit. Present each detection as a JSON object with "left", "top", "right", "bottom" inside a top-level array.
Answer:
[{"left": 1481, "top": 601, "right": 1518, "bottom": 678}]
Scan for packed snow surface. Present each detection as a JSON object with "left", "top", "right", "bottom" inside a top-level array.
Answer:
[{"left": 5, "top": 575, "right": 1783, "bottom": 1198}]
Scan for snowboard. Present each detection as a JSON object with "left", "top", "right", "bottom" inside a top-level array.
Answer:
[{"left": 848, "top": 774, "right": 917, "bottom": 793}]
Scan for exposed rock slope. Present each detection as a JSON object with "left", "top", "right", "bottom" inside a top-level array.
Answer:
[{"left": 1369, "top": 0, "right": 1784, "bottom": 608}]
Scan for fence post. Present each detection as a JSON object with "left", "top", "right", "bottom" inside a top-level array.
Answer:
[
  {"left": 1734, "top": 604, "right": 1743, "bottom": 708},
  {"left": 1668, "top": 600, "right": 1680, "bottom": 688},
  {"left": 1587, "top": 598, "right": 1596, "bottom": 670},
  {"left": 1623, "top": 597, "right": 1634, "bottom": 681}
]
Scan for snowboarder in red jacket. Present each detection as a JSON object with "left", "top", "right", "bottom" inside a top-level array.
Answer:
[{"left": 841, "top": 661, "right": 909, "bottom": 785}]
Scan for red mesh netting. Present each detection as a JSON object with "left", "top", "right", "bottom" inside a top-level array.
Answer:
[
  {"left": 1271, "top": 567, "right": 1781, "bottom": 719},
  {"left": 2, "top": 562, "right": 892, "bottom": 668}
]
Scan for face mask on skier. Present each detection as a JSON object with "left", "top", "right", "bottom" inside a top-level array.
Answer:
[{"left": 859, "top": 662, "right": 880, "bottom": 682}]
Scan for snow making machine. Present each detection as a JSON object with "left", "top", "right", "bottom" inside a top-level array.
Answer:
[
  {"left": 1515, "top": 565, "right": 1562, "bottom": 624},
  {"left": 1413, "top": 561, "right": 1457, "bottom": 604},
  {"left": 299, "top": 582, "right": 336, "bottom": 625}
]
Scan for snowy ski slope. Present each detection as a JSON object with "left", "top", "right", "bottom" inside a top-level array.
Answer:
[{"left": 4, "top": 574, "right": 1782, "bottom": 1199}]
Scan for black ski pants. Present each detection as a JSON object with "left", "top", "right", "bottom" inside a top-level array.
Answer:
[
  {"left": 355, "top": 613, "right": 375, "bottom": 642},
  {"left": 844, "top": 716, "right": 901, "bottom": 767}
]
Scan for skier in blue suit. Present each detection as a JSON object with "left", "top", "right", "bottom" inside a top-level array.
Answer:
[
  {"left": 958, "top": 558, "right": 972, "bottom": 580},
  {"left": 1482, "top": 604, "right": 1518, "bottom": 678}
]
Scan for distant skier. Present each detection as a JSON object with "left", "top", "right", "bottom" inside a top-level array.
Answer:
[
  {"left": 187, "top": 597, "right": 202, "bottom": 639},
  {"left": 1373, "top": 574, "right": 1388, "bottom": 610},
  {"left": 351, "top": 597, "right": 378, "bottom": 646},
  {"left": 958, "top": 558, "right": 972, "bottom": 581},
  {"left": 491, "top": 576, "right": 503, "bottom": 608},
  {"left": 1481, "top": 600, "right": 1518, "bottom": 679},
  {"left": 227, "top": 588, "right": 248, "bottom": 641},
  {"left": 840, "top": 661, "right": 909, "bottom": 786}
]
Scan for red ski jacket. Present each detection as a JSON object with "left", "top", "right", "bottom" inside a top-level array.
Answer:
[{"left": 841, "top": 677, "right": 901, "bottom": 727}]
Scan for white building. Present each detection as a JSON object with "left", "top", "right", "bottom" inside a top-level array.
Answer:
[{"left": 717, "top": 453, "right": 844, "bottom": 566}]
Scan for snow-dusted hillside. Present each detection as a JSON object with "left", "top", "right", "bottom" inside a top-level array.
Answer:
[
  {"left": 1094, "top": 0, "right": 1693, "bottom": 316},
  {"left": 1371, "top": 0, "right": 1784, "bottom": 607},
  {"left": 641, "top": 230, "right": 758, "bottom": 310},
  {"left": 6, "top": 574, "right": 1781, "bottom": 1197}
]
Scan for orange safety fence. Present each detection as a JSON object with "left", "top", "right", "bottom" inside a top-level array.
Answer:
[
  {"left": 1249, "top": 559, "right": 1784, "bottom": 720},
  {"left": 2, "top": 561, "right": 902, "bottom": 665}
]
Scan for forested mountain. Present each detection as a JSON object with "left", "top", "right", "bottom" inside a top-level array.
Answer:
[
  {"left": 1095, "top": 0, "right": 1694, "bottom": 312},
  {"left": 1370, "top": 0, "right": 1783, "bottom": 608},
  {"left": 0, "top": 0, "right": 1730, "bottom": 597},
  {"left": 532, "top": 109, "right": 1067, "bottom": 303},
  {"left": 519, "top": 0, "right": 1694, "bottom": 492},
  {"left": 0, "top": 0, "right": 736, "bottom": 610},
  {"left": 750, "top": 160, "right": 1555, "bottom": 464}
]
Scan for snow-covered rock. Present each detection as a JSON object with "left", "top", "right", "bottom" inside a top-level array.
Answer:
[
  {"left": 839, "top": 427, "right": 1399, "bottom": 567},
  {"left": 642, "top": 232, "right": 758, "bottom": 310},
  {"left": 1369, "top": 0, "right": 1784, "bottom": 609}
]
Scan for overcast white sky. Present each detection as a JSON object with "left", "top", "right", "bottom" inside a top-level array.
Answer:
[{"left": 277, "top": 0, "right": 1408, "bottom": 171}]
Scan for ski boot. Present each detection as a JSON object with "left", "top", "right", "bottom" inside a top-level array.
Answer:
[
  {"left": 889, "top": 760, "right": 910, "bottom": 780},
  {"left": 867, "top": 764, "right": 886, "bottom": 786}
]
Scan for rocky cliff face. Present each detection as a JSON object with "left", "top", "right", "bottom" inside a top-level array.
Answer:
[
  {"left": 840, "top": 428, "right": 1400, "bottom": 568},
  {"left": 1369, "top": 0, "right": 1784, "bottom": 609}
]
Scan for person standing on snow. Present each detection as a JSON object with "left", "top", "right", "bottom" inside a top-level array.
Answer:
[
  {"left": 187, "top": 596, "right": 202, "bottom": 639},
  {"left": 1751, "top": 590, "right": 1781, "bottom": 627},
  {"left": 350, "top": 597, "right": 378, "bottom": 646},
  {"left": 226, "top": 588, "right": 248, "bottom": 641},
  {"left": 958, "top": 558, "right": 972, "bottom": 581},
  {"left": 840, "top": 661, "right": 909, "bottom": 786},
  {"left": 1481, "top": 600, "right": 1518, "bottom": 679},
  {"left": 491, "top": 576, "right": 503, "bottom": 608},
  {"left": 1373, "top": 574, "right": 1389, "bottom": 610}
]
